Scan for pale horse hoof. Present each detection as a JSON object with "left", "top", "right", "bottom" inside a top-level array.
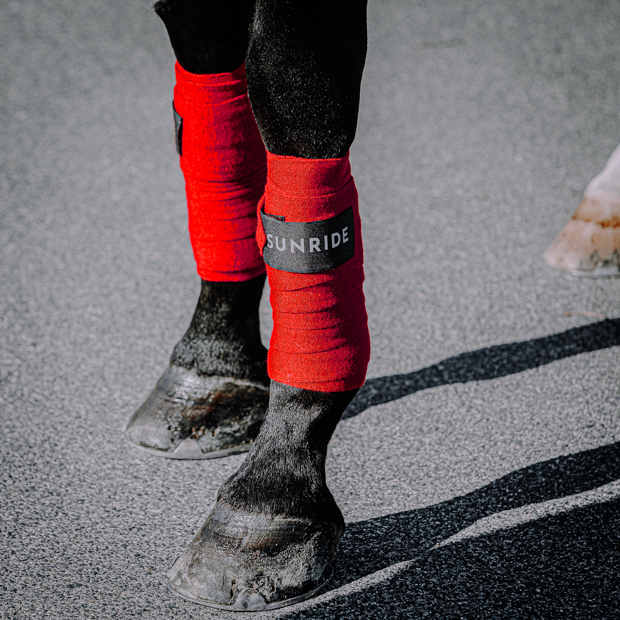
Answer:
[{"left": 545, "top": 142, "right": 620, "bottom": 277}]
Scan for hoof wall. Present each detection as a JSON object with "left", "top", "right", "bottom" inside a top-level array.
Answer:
[
  {"left": 544, "top": 197, "right": 620, "bottom": 274},
  {"left": 128, "top": 437, "right": 252, "bottom": 460},
  {"left": 168, "top": 570, "right": 331, "bottom": 611},
  {"left": 125, "top": 365, "right": 269, "bottom": 459},
  {"left": 167, "top": 502, "right": 341, "bottom": 610},
  {"left": 570, "top": 263, "right": 620, "bottom": 278}
]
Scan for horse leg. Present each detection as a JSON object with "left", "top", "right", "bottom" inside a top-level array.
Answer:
[
  {"left": 167, "top": 0, "right": 370, "bottom": 609},
  {"left": 545, "top": 141, "right": 620, "bottom": 277},
  {"left": 125, "top": 0, "right": 271, "bottom": 459}
]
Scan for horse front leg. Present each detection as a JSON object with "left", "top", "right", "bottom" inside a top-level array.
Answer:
[
  {"left": 167, "top": 0, "right": 371, "bottom": 609},
  {"left": 125, "top": 0, "right": 271, "bottom": 459}
]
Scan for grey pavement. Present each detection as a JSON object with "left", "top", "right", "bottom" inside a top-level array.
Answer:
[{"left": 1, "top": 0, "right": 619, "bottom": 618}]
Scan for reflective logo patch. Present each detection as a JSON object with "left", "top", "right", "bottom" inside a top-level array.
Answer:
[
  {"left": 260, "top": 207, "right": 355, "bottom": 273},
  {"left": 172, "top": 102, "right": 183, "bottom": 156}
]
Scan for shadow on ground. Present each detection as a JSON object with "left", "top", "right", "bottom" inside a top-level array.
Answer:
[
  {"left": 343, "top": 319, "right": 620, "bottom": 419},
  {"left": 283, "top": 442, "right": 620, "bottom": 619}
]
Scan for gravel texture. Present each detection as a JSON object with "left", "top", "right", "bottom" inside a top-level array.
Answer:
[{"left": 1, "top": 0, "right": 619, "bottom": 618}]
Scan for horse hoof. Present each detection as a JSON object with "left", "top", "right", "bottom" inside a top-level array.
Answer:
[
  {"left": 167, "top": 502, "right": 341, "bottom": 610},
  {"left": 545, "top": 141, "right": 620, "bottom": 276},
  {"left": 544, "top": 196, "right": 620, "bottom": 276},
  {"left": 124, "top": 365, "right": 269, "bottom": 459}
]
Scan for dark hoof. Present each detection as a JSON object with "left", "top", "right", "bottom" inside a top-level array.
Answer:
[
  {"left": 125, "top": 365, "right": 269, "bottom": 459},
  {"left": 167, "top": 502, "right": 342, "bottom": 610}
]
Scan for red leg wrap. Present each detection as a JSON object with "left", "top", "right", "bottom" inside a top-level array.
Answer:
[
  {"left": 173, "top": 62, "right": 266, "bottom": 281},
  {"left": 257, "top": 153, "right": 371, "bottom": 392}
]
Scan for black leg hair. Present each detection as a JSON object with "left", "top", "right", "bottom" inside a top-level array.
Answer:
[
  {"left": 171, "top": 276, "right": 268, "bottom": 383},
  {"left": 154, "top": 0, "right": 255, "bottom": 74},
  {"left": 154, "top": 0, "right": 367, "bottom": 151},
  {"left": 217, "top": 381, "right": 356, "bottom": 521},
  {"left": 246, "top": 0, "right": 368, "bottom": 158}
]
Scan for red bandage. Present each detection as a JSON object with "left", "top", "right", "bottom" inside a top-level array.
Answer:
[
  {"left": 257, "top": 153, "right": 371, "bottom": 392},
  {"left": 173, "top": 62, "right": 266, "bottom": 281}
]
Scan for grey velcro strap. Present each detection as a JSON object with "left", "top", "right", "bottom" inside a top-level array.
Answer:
[
  {"left": 260, "top": 207, "right": 355, "bottom": 273},
  {"left": 172, "top": 102, "right": 183, "bottom": 156}
]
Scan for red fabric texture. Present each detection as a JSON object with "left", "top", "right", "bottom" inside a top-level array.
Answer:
[
  {"left": 257, "top": 152, "right": 371, "bottom": 392},
  {"left": 173, "top": 62, "right": 266, "bottom": 281}
]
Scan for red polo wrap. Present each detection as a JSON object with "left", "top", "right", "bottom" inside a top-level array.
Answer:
[
  {"left": 257, "top": 152, "right": 371, "bottom": 392},
  {"left": 173, "top": 62, "right": 266, "bottom": 281}
]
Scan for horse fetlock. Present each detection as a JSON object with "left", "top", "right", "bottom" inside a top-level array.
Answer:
[
  {"left": 216, "top": 381, "right": 356, "bottom": 518},
  {"left": 167, "top": 380, "right": 354, "bottom": 608},
  {"left": 170, "top": 276, "right": 268, "bottom": 383}
]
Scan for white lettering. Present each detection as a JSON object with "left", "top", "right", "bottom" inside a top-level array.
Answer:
[
  {"left": 291, "top": 238, "right": 305, "bottom": 253},
  {"left": 268, "top": 223, "right": 351, "bottom": 256}
]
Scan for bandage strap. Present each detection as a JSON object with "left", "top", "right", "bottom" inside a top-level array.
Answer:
[{"left": 257, "top": 152, "right": 371, "bottom": 392}]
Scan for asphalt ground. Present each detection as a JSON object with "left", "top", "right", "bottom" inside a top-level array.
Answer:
[{"left": 1, "top": 0, "right": 619, "bottom": 618}]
